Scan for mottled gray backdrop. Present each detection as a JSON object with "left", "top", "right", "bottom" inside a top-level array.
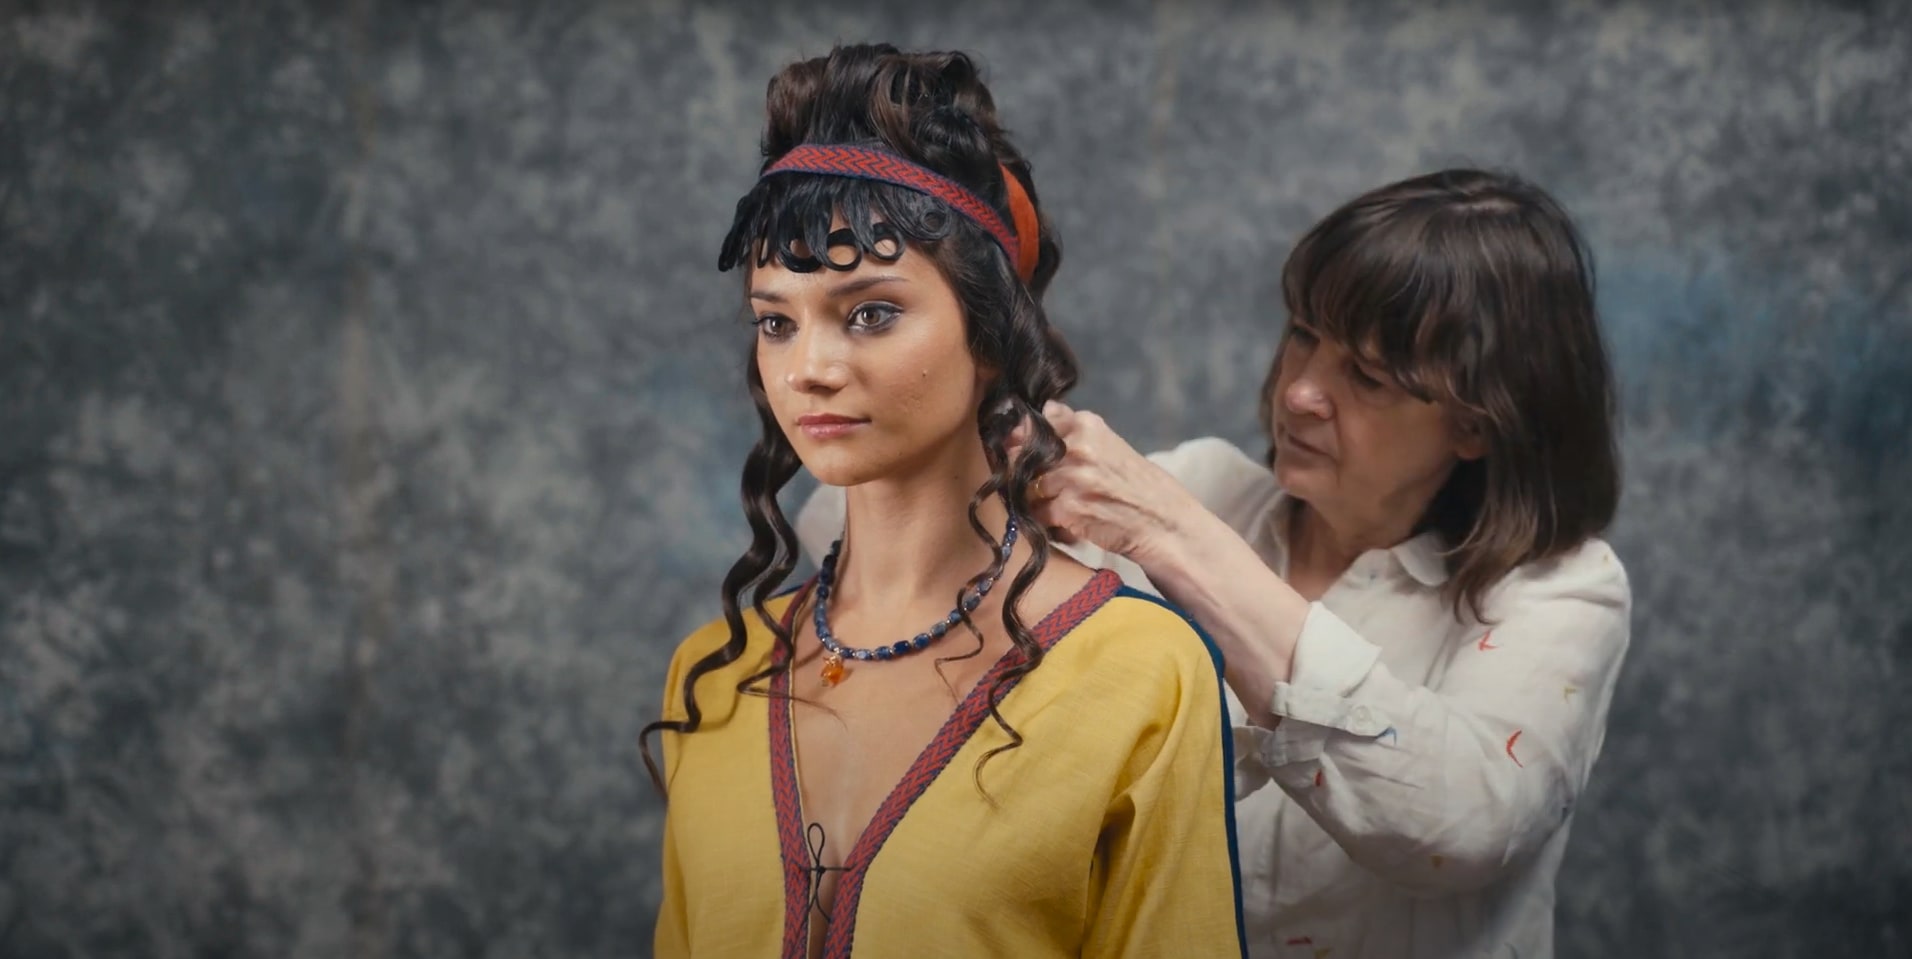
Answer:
[{"left": 3, "top": 0, "right": 1908, "bottom": 956}]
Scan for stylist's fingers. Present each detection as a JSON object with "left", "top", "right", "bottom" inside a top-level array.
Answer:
[
  {"left": 1005, "top": 416, "right": 1030, "bottom": 451},
  {"left": 1005, "top": 402, "right": 1060, "bottom": 464},
  {"left": 1049, "top": 401, "right": 1117, "bottom": 459},
  {"left": 1008, "top": 400, "right": 1070, "bottom": 476},
  {"left": 1041, "top": 400, "right": 1076, "bottom": 434},
  {"left": 1027, "top": 460, "right": 1090, "bottom": 524},
  {"left": 1018, "top": 480, "right": 1076, "bottom": 545}
]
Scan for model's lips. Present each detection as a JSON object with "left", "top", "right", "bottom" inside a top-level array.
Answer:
[{"left": 796, "top": 413, "right": 868, "bottom": 439}]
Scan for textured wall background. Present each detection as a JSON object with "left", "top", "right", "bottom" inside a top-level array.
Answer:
[{"left": 3, "top": 0, "right": 1907, "bottom": 956}]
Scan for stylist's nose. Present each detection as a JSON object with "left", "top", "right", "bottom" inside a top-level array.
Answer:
[{"left": 1282, "top": 362, "right": 1333, "bottom": 419}]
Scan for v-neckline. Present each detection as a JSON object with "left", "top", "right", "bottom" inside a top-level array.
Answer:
[{"left": 765, "top": 568, "right": 1122, "bottom": 959}]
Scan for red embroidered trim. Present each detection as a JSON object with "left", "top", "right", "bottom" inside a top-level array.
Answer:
[
  {"left": 764, "top": 569, "right": 1121, "bottom": 958},
  {"left": 764, "top": 144, "right": 1026, "bottom": 280},
  {"left": 768, "top": 581, "right": 819, "bottom": 958}
]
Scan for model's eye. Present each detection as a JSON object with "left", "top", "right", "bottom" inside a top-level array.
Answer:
[
  {"left": 848, "top": 303, "right": 901, "bottom": 332},
  {"left": 753, "top": 314, "right": 794, "bottom": 340}
]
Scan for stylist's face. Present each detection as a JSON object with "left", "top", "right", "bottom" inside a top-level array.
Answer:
[
  {"left": 1268, "top": 322, "right": 1482, "bottom": 529},
  {"left": 750, "top": 223, "right": 988, "bottom": 488}
]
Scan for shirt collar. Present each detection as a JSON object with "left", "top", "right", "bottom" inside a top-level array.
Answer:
[
  {"left": 1391, "top": 531, "right": 1451, "bottom": 587},
  {"left": 1267, "top": 489, "right": 1451, "bottom": 588}
]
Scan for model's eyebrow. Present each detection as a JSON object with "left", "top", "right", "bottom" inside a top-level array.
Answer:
[{"left": 749, "top": 274, "right": 910, "bottom": 304}]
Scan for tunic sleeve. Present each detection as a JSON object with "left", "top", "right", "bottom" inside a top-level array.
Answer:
[{"left": 1082, "top": 609, "right": 1248, "bottom": 958}]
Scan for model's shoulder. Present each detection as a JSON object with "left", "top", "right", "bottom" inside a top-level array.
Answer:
[
  {"left": 1061, "top": 584, "right": 1224, "bottom": 678},
  {"left": 664, "top": 587, "right": 806, "bottom": 692}
]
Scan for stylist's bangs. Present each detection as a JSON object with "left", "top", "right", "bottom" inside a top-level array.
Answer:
[{"left": 1278, "top": 204, "right": 1505, "bottom": 417}]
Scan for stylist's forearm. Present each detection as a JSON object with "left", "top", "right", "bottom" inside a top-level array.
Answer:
[{"left": 1141, "top": 508, "right": 1310, "bottom": 727}]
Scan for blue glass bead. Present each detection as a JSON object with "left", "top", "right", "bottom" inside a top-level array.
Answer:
[
  {"left": 946, "top": 612, "right": 962, "bottom": 626},
  {"left": 875, "top": 647, "right": 893, "bottom": 660},
  {"left": 930, "top": 622, "right": 947, "bottom": 638},
  {"left": 889, "top": 641, "right": 911, "bottom": 656},
  {"left": 961, "top": 594, "right": 980, "bottom": 612},
  {"left": 979, "top": 578, "right": 994, "bottom": 592},
  {"left": 816, "top": 584, "right": 830, "bottom": 599},
  {"left": 912, "top": 634, "right": 931, "bottom": 649},
  {"left": 854, "top": 649, "right": 873, "bottom": 661}
]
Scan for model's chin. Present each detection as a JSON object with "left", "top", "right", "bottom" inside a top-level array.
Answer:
[{"left": 795, "top": 446, "right": 886, "bottom": 489}]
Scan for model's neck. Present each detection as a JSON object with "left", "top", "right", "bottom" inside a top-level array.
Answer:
[{"left": 831, "top": 449, "right": 1009, "bottom": 608}]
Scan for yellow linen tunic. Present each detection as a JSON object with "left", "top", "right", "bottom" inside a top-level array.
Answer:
[{"left": 654, "top": 570, "right": 1247, "bottom": 958}]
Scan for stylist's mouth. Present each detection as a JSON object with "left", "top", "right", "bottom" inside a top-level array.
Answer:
[
  {"left": 797, "top": 413, "right": 869, "bottom": 440},
  {"left": 1278, "top": 428, "right": 1332, "bottom": 460}
]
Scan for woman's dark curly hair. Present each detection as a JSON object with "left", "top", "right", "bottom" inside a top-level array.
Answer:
[{"left": 640, "top": 43, "right": 1078, "bottom": 794}]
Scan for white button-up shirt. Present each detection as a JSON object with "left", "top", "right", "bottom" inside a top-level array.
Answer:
[{"left": 795, "top": 437, "right": 1632, "bottom": 959}]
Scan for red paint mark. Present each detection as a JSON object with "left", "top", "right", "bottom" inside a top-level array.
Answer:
[
  {"left": 1313, "top": 769, "right": 1324, "bottom": 787},
  {"left": 1286, "top": 937, "right": 1314, "bottom": 946},
  {"left": 1505, "top": 729, "right": 1525, "bottom": 767},
  {"left": 1477, "top": 630, "right": 1498, "bottom": 651}
]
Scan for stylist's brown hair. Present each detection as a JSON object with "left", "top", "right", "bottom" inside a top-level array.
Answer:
[{"left": 1260, "top": 168, "right": 1620, "bottom": 622}]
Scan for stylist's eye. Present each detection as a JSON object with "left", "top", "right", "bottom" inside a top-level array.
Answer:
[
  {"left": 753, "top": 314, "right": 794, "bottom": 340},
  {"left": 848, "top": 302, "right": 901, "bottom": 332}
]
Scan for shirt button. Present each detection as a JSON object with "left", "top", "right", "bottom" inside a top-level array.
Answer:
[
  {"left": 1353, "top": 555, "right": 1384, "bottom": 583},
  {"left": 1351, "top": 705, "right": 1373, "bottom": 728}
]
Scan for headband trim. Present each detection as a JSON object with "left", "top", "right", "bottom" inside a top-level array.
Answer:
[{"left": 762, "top": 144, "right": 1036, "bottom": 283}]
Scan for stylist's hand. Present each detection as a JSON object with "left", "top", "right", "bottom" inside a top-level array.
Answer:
[{"left": 1005, "top": 401, "right": 1202, "bottom": 566}]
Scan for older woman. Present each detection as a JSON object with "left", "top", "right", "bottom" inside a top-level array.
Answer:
[{"left": 801, "top": 167, "right": 1629, "bottom": 959}]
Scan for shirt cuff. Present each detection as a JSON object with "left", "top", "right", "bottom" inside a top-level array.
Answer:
[{"left": 1248, "top": 603, "right": 1391, "bottom": 768}]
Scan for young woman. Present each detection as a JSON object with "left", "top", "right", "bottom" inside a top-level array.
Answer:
[
  {"left": 647, "top": 45, "right": 1246, "bottom": 959},
  {"left": 807, "top": 168, "right": 1631, "bottom": 957}
]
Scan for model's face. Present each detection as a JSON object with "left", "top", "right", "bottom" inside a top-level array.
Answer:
[
  {"left": 1267, "top": 321, "right": 1483, "bottom": 524},
  {"left": 751, "top": 226, "right": 988, "bottom": 487}
]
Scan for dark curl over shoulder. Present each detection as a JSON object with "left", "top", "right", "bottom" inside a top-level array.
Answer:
[{"left": 642, "top": 44, "right": 1078, "bottom": 795}]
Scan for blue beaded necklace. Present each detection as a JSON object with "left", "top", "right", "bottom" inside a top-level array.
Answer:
[{"left": 811, "top": 516, "right": 1019, "bottom": 686}]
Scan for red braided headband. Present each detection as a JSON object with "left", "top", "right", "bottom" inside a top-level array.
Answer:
[{"left": 762, "top": 144, "right": 1040, "bottom": 283}]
